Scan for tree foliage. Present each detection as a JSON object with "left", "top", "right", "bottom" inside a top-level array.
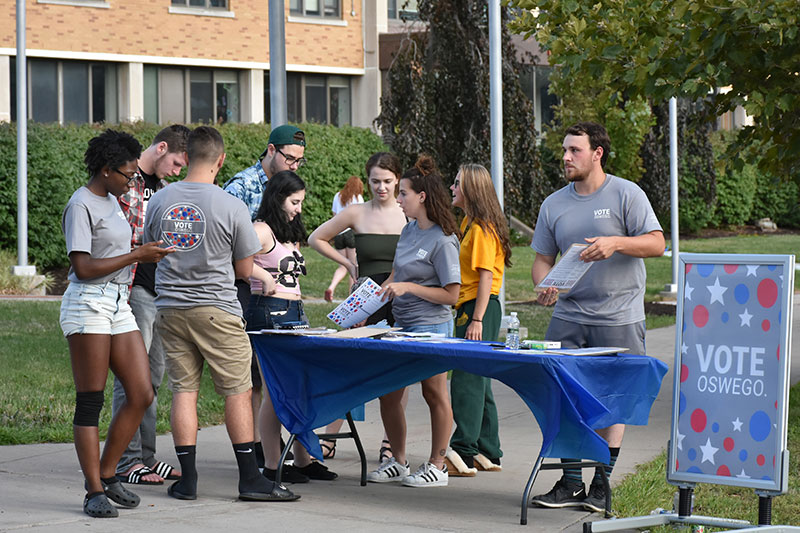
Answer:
[
  {"left": 509, "top": 0, "right": 800, "bottom": 177},
  {"left": 376, "top": 0, "right": 545, "bottom": 225}
]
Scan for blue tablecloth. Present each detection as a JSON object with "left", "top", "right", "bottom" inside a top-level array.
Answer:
[{"left": 250, "top": 334, "right": 668, "bottom": 464}]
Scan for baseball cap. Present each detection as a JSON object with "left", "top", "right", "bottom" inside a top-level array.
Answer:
[{"left": 260, "top": 124, "right": 305, "bottom": 160}]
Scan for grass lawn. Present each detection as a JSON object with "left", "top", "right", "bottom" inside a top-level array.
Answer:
[{"left": 1, "top": 234, "right": 797, "bottom": 525}]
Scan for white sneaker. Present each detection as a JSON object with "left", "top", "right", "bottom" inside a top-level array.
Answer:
[
  {"left": 366, "top": 457, "right": 410, "bottom": 483},
  {"left": 401, "top": 462, "right": 449, "bottom": 487}
]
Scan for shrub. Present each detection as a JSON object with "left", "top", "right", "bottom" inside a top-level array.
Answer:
[
  {"left": 0, "top": 122, "right": 386, "bottom": 268},
  {"left": 711, "top": 130, "right": 800, "bottom": 229},
  {"left": 710, "top": 130, "right": 756, "bottom": 227}
]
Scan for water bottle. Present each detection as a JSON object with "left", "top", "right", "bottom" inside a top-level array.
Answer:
[{"left": 505, "top": 312, "right": 520, "bottom": 350}]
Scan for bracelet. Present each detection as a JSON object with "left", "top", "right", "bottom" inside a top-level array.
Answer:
[{"left": 472, "top": 318, "right": 483, "bottom": 322}]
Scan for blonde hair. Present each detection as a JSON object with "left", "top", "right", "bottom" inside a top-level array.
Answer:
[{"left": 458, "top": 164, "right": 512, "bottom": 267}]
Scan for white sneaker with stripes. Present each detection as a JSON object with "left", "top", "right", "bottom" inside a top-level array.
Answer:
[
  {"left": 366, "top": 457, "right": 410, "bottom": 483},
  {"left": 401, "top": 462, "right": 448, "bottom": 487}
]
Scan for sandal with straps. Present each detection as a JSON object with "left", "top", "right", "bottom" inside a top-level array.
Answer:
[
  {"left": 151, "top": 461, "right": 181, "bottom": 480},
  {"left": 320, "top": 439, "right": 337, "bottom": 460},
  {"left": 378, "top": 439, "right": 393, "bottom": 464}
]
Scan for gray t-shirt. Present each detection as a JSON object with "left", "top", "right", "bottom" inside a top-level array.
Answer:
[
  {"left": 531, "top": 174, "right": 662, "bottom": 326},
  {"left": 62, "top": 186, "right": 133, "bottom": 285},
  {"left": 143, "top": 181, "right": 262, "bottom": 317},
  {"left": 391, "top": 220, "right": 461, "bottom": 327}
]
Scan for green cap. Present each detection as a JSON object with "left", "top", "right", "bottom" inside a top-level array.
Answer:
[{"left": 268, "top": 124, "right": 305, "bottom": 147}]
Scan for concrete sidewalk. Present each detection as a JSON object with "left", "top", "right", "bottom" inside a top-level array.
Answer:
[{"left": 1, "top": 300, "right": 797, "bottom": 532}]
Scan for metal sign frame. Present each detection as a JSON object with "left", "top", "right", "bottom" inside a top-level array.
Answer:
[{"left": 668, "top": 253, "right": 794, "bottom": 492}]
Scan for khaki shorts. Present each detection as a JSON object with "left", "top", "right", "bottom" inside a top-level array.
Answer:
[{"left": 157, "top": 306, "right": 252, "bottom": 396}]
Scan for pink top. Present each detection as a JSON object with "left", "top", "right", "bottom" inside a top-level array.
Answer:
[{"left": 250, "top": 228, "right": 306, "bottom": 296}]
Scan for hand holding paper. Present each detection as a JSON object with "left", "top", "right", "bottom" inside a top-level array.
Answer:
[
  {"left": 536, "top": 243, "right": 594, "bottom": 292},
  {"left": 327, "top": 277, "right": 389, "bottom": 329}
]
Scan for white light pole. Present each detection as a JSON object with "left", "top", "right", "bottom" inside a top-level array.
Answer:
[{"left": 14, "top": 0, "right": 34, "bottom": 277}]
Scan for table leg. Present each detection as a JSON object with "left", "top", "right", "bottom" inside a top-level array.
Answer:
[
  {"left": 520, "top": 455, "right": 544, "bottom": 525},
  {"left": 344, "top": 412, "right": 368, "bottom": 486},
  {"left": 276, "top": 433, "right": 296, "bottom": 486}
]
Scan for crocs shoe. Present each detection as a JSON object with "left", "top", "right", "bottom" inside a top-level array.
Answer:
[
  {"left": 83, "top": 492, "right": 118, "bottom": 518},
  {"left": 101, "top": 479, "right": 140, "bottom": 508},
  {"left": 366, "top": 457, "right": 410, "bottom": 483},
  {"left": 401, "top": 462, "right": 448, "bottom": 488}
]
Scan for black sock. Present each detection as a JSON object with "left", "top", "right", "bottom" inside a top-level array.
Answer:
[
  {"left": 592, "top": 447, "right": 620, "bottom": 487},
  {"left": 233, "top": 441, "right": 273, "bottom": 494},
  {"left": 254, "top": 441, "right": 265, "bottom": 469},
  {"left": 173, "top": 445, "right": 198, "bottom": 494}
]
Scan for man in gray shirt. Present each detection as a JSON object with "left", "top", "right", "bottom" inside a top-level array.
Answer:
[
  {"left": 530, "top": 122, "right": 664, "bottom": 512},
  {"left": 143, "top": 126, "right": 298, "bottom": 502}
]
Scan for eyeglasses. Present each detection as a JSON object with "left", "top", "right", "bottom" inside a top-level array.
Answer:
[
  {"left": 113, "top": 168, "right": 142, "bottom": 185},
  {"left": 275, "top": 147, "right": 307, "bottom": 168}
]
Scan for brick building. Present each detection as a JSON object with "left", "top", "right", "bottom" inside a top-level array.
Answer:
[
  {"left": 0, "top": 0, "right": 389, "bottom": 128},
  {"left": 1, "top": 1, "right": 563, "bottom": 130}
]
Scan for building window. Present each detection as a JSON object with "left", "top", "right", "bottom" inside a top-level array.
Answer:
[
  {"left": 263, "top": 72, "right": 351, "bottom": 126},
  {"left": 12, "top": 59, "right": 118, "bottom": 124},
  {"left": 520, "top": 65, "right": 557, "bottom": 133},
  {"left": 171, "top": 0, "right": 228, "bottom": 8},
  {"left": 388, "top": 0, "right": 418, "bottom": 20},
  {"left": 144, "top": 66, "right": 240, "bottom": 124},
  {"left": 290, "top": 0, "right": 340, "bottom": 18}
]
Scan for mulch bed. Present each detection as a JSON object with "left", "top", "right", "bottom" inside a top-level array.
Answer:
[{"left": 46, "top": 267, "right": 70, "bottom": 296}]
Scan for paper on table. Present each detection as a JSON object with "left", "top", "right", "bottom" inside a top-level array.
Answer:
[
  {"left": 544, "top": 347, "right": 628, "bottom": 356},
  {"left": 256, "top": 327, "right": 337, "bottom": 336},
  {"left": 536, "top": 243, "right": 593, "bottom": 292},
  {"left": 327, "top": 277, "right": 389, "bottom": 328}
]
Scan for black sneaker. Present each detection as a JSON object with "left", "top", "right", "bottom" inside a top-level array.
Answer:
[
  {"left": 583, "top": 482, "right": 609, "bottom": 513},
  {"left": 530, "top": 479, "right": 586, "bottom": 508},
  {"left": 295, "top": 461, "right": 338, "bottom": 480},
  {"left": 263, "top": 464, "right": 309, "bottom": 484}
]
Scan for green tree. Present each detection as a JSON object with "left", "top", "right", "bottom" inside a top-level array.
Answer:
[
  {"left": 377, "top": 0, "right": 544, "bottom": 225},
  {"left": 509, "top": 0, "right": 800, "bottom": 177}
]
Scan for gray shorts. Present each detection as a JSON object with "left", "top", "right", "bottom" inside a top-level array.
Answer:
[{"left": 546, "top": 316, "right": 646, "bottom": 355}]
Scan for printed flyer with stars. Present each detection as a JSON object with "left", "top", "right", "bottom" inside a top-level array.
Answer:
[{"left": 669, "top": 253, "right": 795, "bottom": 492}]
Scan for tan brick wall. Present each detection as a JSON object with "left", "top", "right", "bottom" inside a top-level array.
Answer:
[{"left": 0, "top": 1, "right": 363, "bottom": 69}]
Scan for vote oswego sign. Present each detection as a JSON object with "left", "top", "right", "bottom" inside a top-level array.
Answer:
[{"left": 669, "top": 253, "right": 795, "bottom": 492}]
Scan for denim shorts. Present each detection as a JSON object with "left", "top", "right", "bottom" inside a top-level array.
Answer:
[
  {"left": 395, "top": 317, "right": 454, "bottom": 337},
  {"left": 244, "top": 295, "right": 308, "bottom": 331},
  {"left": 59, "top": 282, "right": 139, "bottom": 337}
]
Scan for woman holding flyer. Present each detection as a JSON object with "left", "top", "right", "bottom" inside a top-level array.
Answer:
[
  {"left": 308, "top": 152, "right": 407, "bottom": 461},
  {"left": 60, "top": 130, "right": 173, "bottom": 517},
  {"left": 366, "top": 155, "right": 461, "bottom": 488},
  {"left": 245, "top": 171, "right": 338, "bottom": 484},
  {"left": 444, "top": 163, "right": 512, "bottom": 477}
]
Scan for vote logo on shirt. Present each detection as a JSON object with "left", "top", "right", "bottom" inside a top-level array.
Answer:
[{"left": 160, "top": 203, "right": 206, "bottom": 251}]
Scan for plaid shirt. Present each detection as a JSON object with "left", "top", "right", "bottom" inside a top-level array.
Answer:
[
  {"left": 223, "top": 160, "right": 268, "bottom": 221},
  {"left": 118, "top": 173, "right": 168, "bottom": 249}
]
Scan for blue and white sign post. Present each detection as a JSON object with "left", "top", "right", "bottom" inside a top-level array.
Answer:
[
  {"left": 670, "top": 254, "right": 794, "bottom": 494},
  {"left": 586, "top": 253, "right": 795, "bottom": 533}
]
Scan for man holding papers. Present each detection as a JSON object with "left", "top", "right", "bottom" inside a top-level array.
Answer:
[{"left": 530, "top": 122, "right": 665, "bottom": 512}]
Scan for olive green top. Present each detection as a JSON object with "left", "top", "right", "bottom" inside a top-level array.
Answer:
[{"left": 354, "top": 233, "right": 400, "bottom": 277}]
